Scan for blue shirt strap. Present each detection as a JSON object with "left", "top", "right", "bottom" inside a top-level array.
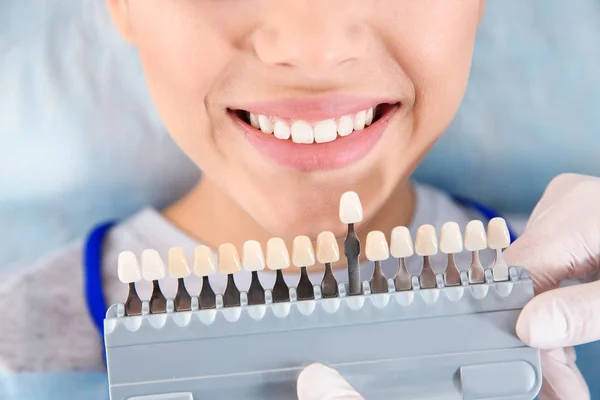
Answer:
[{"left": 83, "top": 221, "right": 116, "bottom": 339}]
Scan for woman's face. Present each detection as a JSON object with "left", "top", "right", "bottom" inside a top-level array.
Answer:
[{"left": 108, "top": 0, "right": 484, "bottom": 238}]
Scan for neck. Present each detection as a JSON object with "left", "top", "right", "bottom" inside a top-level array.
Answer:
[{"left": 163, "top": 177, "right": 416, "bottom": 272}]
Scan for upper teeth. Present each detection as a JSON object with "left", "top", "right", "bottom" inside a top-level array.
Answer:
[{"left": 248, "top": 107, "right": 376, "bottom": 144}]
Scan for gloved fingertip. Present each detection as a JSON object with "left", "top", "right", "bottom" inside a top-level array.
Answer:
[
  {"left": 516, "top": 294, "right": 569, "bottom": 349},
  {"left": 297, "top": 363, "right": 364, "bottom": 400}
]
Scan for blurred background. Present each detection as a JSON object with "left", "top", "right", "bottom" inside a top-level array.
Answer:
[
  {"left": 1, "top": 0, "right": 600, "bottom": 398},
  {"left": 2, "top": 0, "right": 600, "bottom": 269}
]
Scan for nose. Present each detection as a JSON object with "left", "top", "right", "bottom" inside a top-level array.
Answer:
[{"left": 252, "top": 1, "right": 369, "bottom": 78}]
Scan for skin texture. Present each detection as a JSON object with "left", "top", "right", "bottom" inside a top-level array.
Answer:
[{"left": 106, "top": 0, "right": 485, "bottom": 265}]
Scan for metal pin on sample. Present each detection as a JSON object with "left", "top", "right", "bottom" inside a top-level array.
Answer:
[
  {"left": 292, "top": 236, "right": 316, "bottom": 300},
  {"left": 487, "top": 218, "right": 511, "bottom": 281},
  {"left": 218, "top": 244, "right": 242, "bottom": 307},
  {"left": 464, "top": 221, "right": 487, "bottom": 283},
  {"left": 414, "top": 225, "right": 438, "bottom": 289},
  {"left": 168, "top": 247, "right": 192, "bottom": 311},
  {"left": 439, "top": 222, "right": 463, "bottom": 286},
  {"left": 316, "top": 231, "right": 340, "bottom": 298},
  {"left": 390, "top": 226, "right": 413, "bottom": 291},
  {"left": 366, "top": 231, "right": 390, "bottom": 294},
  {"left": 242, "top": 240, "right": 266, "bottom": 305},
  {"left": 141, "top": 249, "right": 167, "bottom": 313},
  {"left": 339, "top": 191, "right": 363, "bottom": 296},
  {"left": 266, "top": 238, "right": 291, "bottom": 303},
  {"left": 117, "top": 251, "right": 143, "bottom": 316},
  {"left": 193, "top": 245, "right": 217, "bottom": 309}
]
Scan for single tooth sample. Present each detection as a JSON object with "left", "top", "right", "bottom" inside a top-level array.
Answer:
[
  {"left": 390, "top": 226, "right": 413, "bottom": 291},
  {"left": 464, "top": 220, "right": 487, "bottom": 283},
  {"left": 118, "top": 251, "right": 143, "bottom": 316},
  {"left": 339, "top": 191, "right": 363, "bottom": 295},
  {"left": 365, "top": 231, "right": 390, "bottom": 294},
  {"left": 266, "top": 237, "right": 291, "bottom": 303},
  {"left": 316, "top": 231, "right": 340, "bottom": 298},
  {"left": 194, "top": 245, "right": 217, "bottom": 309},
  {"left": 414, "top": 225, "right": 438, "bottom": 289},
  {"left": 439, "top": 222, "right": 463, "bottom": 286},
  {"left": 218, "top": 243, "right": 242, "bottom": 307},
  {"left": 242, "top": 240, "right": 266, "bottom": 305},
  {"left": 141, "top": 249, "right": 167, "bottom": 313},
  {"left": 292, "top": 236, "right": 316, "bottom": 301},
  {"left": 487, "top": 218, "right": 511, "bottom": 281},
  {"left": 168, "top": 247, "right": 192, "bottom": 311}
]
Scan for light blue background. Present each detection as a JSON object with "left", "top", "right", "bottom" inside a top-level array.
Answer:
[{"left": 1, "top": 1, "right": 600, "bottom": 398}]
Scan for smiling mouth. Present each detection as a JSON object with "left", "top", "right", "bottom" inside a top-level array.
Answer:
[{"left": 231, "top": 103, "right": 397, "bottom": 145}]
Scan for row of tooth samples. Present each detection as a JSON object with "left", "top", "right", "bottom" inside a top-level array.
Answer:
[
  {"left": 117, "top": 218, "right": 511, "bottom": 316},
  {"left": 376, "top": 217, "right": 512, "bottom": 293},
  {"left": 117, "top": 232, "right": 343, "bottom": 316}
]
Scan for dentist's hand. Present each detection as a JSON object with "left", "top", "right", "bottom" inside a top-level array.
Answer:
[
  {"left": 502, "top": 173, "right": 600, "bottom": 400},
  {"left": 297, "top": 174, "right": 600, "bottom": 400},
  {"left": 297, "top": 363, "right": 364, "bottom": 400}
]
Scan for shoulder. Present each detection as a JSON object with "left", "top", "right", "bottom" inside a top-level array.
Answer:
[{"left": 0, "top": 242, "right": 103, "bottom": 373}]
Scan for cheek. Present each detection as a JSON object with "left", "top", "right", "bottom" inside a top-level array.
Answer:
[
  {"left": 382, "top": 4, "right": 480, "bottom": 139},
  {"left": 127, "top": 4, "right": 234, "bottom": 159}
]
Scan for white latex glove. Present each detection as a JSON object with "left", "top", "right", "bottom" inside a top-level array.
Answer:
[
  {"left": 297, "top": 363, "right": 364, "bottom": 400},
  {"left": 297, "top": 174, "right": 600, "bottom": 400},
  {"left": 502, "top": 173, "right": 600, "bottom": 400}
]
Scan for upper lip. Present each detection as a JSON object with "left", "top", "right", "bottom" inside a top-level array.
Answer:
[{"left": 229, "top": 95, "right": 399, "bottom": 121}]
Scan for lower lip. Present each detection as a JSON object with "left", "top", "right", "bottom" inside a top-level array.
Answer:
[{"left": 232, "top": 105, "right": 400, "bottom": 171}]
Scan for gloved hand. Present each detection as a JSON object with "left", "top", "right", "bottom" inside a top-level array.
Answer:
[
  {"left": 502, "top": 173, "right": 600, "bottom": 400},
  {"left": 297, "top": 174, "right": 600, "bottom": 400},
  {"left": 297, "top": 363, "right": 364, "bottom": 400}
]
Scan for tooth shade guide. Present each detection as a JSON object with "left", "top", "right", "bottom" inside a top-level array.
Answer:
[
  {"left": 167, "top": 247, "right": 192, "bottom": 279},
  {"left": 464, "top": 220, "right": 488, "bottom": 252},
  {"left": 168, "top": 251, "right": 192, "bottom": 311},
  {"left": 266, "top": 238, "right": 291, "bottom": 271},
  {"left": 194, "top": 245, "right": 217, "bottom": 277},
  {"left": 118, "top": 251, "right": 142, "bottom": 283},
  {"left": 247, "top": 271, "right": 266, "bottom": 305},
  {"left": 316, "top": 231, "right": 340, "bottom": 264},
  {"left": 272, "top": 270, "right": 290, "bottom": 303},
  {"left": 174, "top": 278, "right": 192, "bottom": 312},
  {"left": 444, "top": 254, "right": 461, "bottom": 286},
  {"left": 149, "top": 280, "right": 167, "bottom": 314},
  {"left": 124, "top": 282, "right": 143, "bottom": 316},
  {"left": 199, "top": 276, "right": 217, "bottom": 309},
  {"left": 390, "top": 226, "right": 414, "bottom": 259},
  {"left": 339, "top": 191, "right": 364, "bottom": 225},
  {"left": 223, "top": 274, "right": 241, "bottom": 308},
  {"left": 141, "top": 249, "right": 167, "bottom": 281},
  {"left": 393, "top": 257, "right": 412, "bottom": 291},
  {"left": 218, "top": 244, "right": 243, "bottom": 275},
  {"left": 242, "top": 240, "right": 266, "bottom": 272},
  {"left": 320, "top": 262, "right": 339, "bottom": 298}
]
